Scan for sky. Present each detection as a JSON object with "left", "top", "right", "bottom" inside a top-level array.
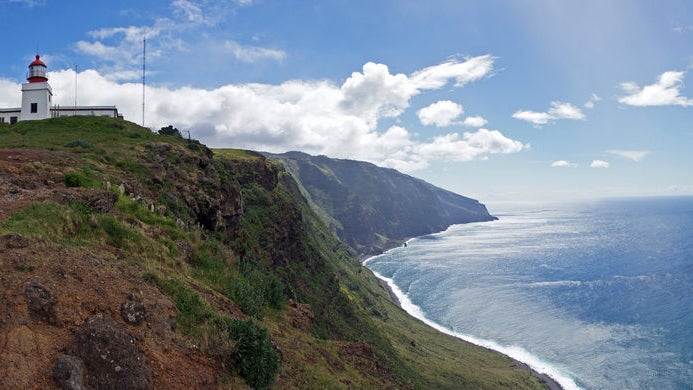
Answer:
[{"left": 0, "top": 0, "right": 692, "bottom": 202}]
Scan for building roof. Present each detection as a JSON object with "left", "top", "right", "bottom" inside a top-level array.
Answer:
[{"left": 29, "top": 55, "right": 46, "bottom": 68}]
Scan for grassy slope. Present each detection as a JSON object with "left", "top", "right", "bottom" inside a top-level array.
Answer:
[{"left": 0, "top": 117, "right": 543, "bottom": 389}]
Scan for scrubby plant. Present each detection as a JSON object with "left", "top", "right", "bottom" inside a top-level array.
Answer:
[
  {"left": 224, "top": 318, "right": 279, "bottom": 389},
  {"left": 63, "top": 167, "right": 101, "bottom": 188}
]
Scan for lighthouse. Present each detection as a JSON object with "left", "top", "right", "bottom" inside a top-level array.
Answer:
[
  {"left": 20, "top": 55, "right": 53, "bottom": 121},
  {"left": 0, "top": 54, "right": 121, "bottom": 124}
]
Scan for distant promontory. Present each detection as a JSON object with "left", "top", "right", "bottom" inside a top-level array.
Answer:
[{"left": 266, "top": 151, "right": 497, "bottom": 256}]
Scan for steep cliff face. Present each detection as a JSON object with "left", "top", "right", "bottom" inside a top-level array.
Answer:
[
  {"left": 0, "top": 117, "right": 544, "bottom": 390},
  {"left": 267, "top": 151, "right": 496, "bottom": 255}
]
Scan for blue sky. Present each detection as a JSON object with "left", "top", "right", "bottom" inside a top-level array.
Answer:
[{"left": 0, "top": 0, "right": 692, "bottom": 202}]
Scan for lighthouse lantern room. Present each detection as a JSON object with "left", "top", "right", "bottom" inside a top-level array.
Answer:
[{"left": 20, "top": 54, "right": 53, "bottom": 121}]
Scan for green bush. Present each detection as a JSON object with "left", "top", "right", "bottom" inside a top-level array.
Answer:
[
  {"left": 63, "top": 168, "right": 101, "bottom": 188},
  {"left": 225, "top": 318, "right": 279, "bottom": 389},
  {"left": 227, "top": 277, "right": 265, "bottom": 318},
  {"left": 64, "top": 139, "right": 93, "bottom": 148}
]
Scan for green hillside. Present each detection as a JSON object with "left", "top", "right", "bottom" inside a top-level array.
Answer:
[
  {"left": 0, "top": 116, "right": 547, "bottom": 389},
  {"left": 267, "top": 151, "right": 497, "bottom": 256}
]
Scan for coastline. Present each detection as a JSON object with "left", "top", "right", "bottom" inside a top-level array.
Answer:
[{"left": 363, "top": 238, "right": 569, "bottom": 390}]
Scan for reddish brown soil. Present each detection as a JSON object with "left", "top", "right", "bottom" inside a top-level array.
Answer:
[{"left": 0, "top": 149, "right": 239, "bottom": 389}]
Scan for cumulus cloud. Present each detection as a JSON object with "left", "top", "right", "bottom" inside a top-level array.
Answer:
[
  {"left": 606, "top": 149, "right": 650, "bottom": 161},
  {"left": 462, "top": 115, "right": 487, "bottom": 128},
  {"left": 417, "top": 100, "right": 463, "bottom": 127},
  {"left": 590, "top": 160, "right": 610, "bottom": 168},
  {"left": 512, "top": 101, "right": 586, "bottom": 126},
  {"left": 551, "top": 160, "right": 578, "bottom": 168},
  {"left": 416, "top": 129, "right": 528, "bottom": 162},
  {"left": 619, "top": 71, "right": 693, "bottom": 107},
  {"left": 0, "top": 78, "right": 21, "bottom": 107},
  {"left": 32, "top": 56, "right": 525, "bottom": 172}
]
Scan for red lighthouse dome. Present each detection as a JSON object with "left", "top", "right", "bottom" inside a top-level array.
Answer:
[{"left": 27, "top": 54, "right": 48, "bottom": 83}]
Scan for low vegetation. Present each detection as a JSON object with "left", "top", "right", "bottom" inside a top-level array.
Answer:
[{"left": 0, "top": 116, "right": 545, "bottom": 389}]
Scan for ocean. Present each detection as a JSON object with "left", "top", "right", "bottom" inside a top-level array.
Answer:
[{"left": 364, "top": 196, "right": 693, "bottom": 389}]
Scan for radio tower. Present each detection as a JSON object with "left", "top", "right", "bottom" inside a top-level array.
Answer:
[{"left": 142, "top": 37, "right": 146, "bottom": 127}]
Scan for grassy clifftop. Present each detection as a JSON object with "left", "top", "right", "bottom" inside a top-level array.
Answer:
[{"left": 0, "top": 117, "right": 545, "bottom": 389}]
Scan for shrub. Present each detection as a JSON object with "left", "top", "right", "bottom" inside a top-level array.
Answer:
[
  {"left": 227, "top": 277, "right": 265, "bottom": 318},
  {"left": 225, "top": 318, "right": 279, "bottom": 389},
  {"left": 63, "top": 168, "right": 100, "bottom": 188},
  {"left": 158, "top": 125, "right": 182, "bottom": 138}
]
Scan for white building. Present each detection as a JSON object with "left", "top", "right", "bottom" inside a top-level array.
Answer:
[{"left": 0, "top": 55, "right": 121, "bottom": 124}]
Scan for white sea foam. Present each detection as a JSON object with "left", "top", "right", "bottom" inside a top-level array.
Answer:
[{"left": 363, "top": 261, "right": 582, "bottom": 390}]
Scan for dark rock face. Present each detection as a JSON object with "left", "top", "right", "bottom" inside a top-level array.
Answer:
[
  {"left": 67, "top": 314, "right": 152, "bottom": 390},
  {"left": 267, "top": 151, "right": 497, "bottom": 255},
  {"left": 25, "top": 281, "right": 58, "bottom": 324},
  {"left": 53, "top": 355, "right": 86, "bottom": 390}
]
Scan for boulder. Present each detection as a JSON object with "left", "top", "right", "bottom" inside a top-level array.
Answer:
[{"left": 68, "top": 314, "right": 152, "bottom": 390}]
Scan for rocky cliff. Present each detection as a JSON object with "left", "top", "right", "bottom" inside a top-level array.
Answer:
[
  {"left": 266, "top": 151, "right": 496, "bottom": 255},
  {"left": 0, "top": 117, "right": 545, "bottom": 389}
]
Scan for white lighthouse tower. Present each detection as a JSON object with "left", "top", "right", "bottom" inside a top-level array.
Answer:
[{"left": 20, "top": 54, "right": 53, "bottom": 121}]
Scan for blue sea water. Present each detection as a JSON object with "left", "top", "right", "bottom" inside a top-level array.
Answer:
[{"left": 364, "top": 196, "right": 693, "bottom": 389}]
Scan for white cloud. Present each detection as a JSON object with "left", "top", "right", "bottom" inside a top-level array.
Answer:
[
  {"left": 547, "top": 101, "right": 586, "bottom": 120},
  {"left": 584, "top": 93, "right": 601, "bottom": 109},
  {"left": 417, "top": 100, "right": 463, "bottom": 127},
  {"left": 462, "top": 115, "right": 487, "bottom": 128},
  {"left": 551, "top": 160, "right": 578, "bottom": 168},
  {"left": 409, "top": 54, "right": 495, "bottom": 89},
  {"left": 224, "top": 40, "right": 286, "bottom": 63},
  {"left": 513, "top": 101, "right": 585, "bottom": 126},
  {"left": 619, "top": 71, "right": 693, "bottom": 107},
  {"left": 338, "top": 55, "right": 493, "bottom": 129},
  {"left": 606, "top": 149, "right": 650, "bottom": 162},
  {"left": 511, "top": 110, "right": 551, "bottom": 125},
  {"left": 73, "top": 1, "right": 272, "bottom": 80},
  {"left": 590, "top": 160, "right": 610, "bottom": 168},
  {"left": 172, "top": 0, "right": 205, "bottom": 24},
  {"left": 34, "top": 58, "right": 525, "bottom": 173},
  {"left": 0, "top": 78, "right": 21, "bottom": 107},
  {"left": 416, "top": 129, "right": 528, "bottom": 162}
]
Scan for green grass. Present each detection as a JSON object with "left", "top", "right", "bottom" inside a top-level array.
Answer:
[
  {"left": 0, "top": 116, "right": 546, "bottom": 389},
  {"left": 213, "top": 148, "right": 264, "bottom": 161}
]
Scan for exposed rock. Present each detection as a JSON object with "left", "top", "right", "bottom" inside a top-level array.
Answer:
[
  {"left": 53, "top": 355, "right": 86, "bottom": 390},
  {"left": 49, "top": 189, "right": 118, "bottom": 213},
  {"left": 83, "top": 190, "right": 119, "bottom": 213},
  {"left": 25, "top": 281, "right": 58, "bottom": 324},
  {"left": 288, "top": 299, "right": 314, "bottom": 331},
  {"left": 120, "top": 300, "right": 146, "bottom": 325},
  {"left": 68, "top": 314, "right": 152, "bottom": 390},
  {"left": 176, "top": 241, "right": 194, "bottom": 263},
  {"left": 2, "top": 232, "right": 28, "bottom": 249}
]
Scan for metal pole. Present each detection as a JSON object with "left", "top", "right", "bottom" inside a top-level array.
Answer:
[{"left": 142, "top": 37, "right": 146, "bottom": 127}]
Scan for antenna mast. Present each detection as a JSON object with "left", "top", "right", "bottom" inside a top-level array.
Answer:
[
  {"left": 142, "top": 37, "right": 146, "bottom": 127},
  {"left": 74, "top": 65, "right": 78, "bottom": 116}
]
